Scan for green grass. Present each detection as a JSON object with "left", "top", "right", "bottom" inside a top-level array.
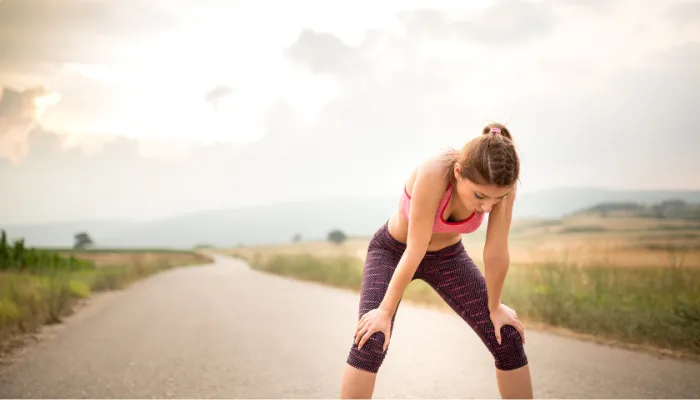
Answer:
[
  {"left": 503, "top": 263, "right": 700, "bottom": 355},
  {"left": 232, "top": 251, "right": 700, "bottom": 358},
  {"left": 1, "top": 270, "right": 92, "bottom": 338},
  {"left": 250, "top": 253, "right": 363, "bottom": 290}
]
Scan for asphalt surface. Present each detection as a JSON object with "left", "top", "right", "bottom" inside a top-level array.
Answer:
[{"left": 1, "top": 254, "right": 699, "bottom": 398}]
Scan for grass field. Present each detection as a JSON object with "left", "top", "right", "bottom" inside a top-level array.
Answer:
[
  {"left": 228, "top": 238, "right": 370, "bottom": 267},
  {"left": 55, "top": 249, "right": 214, "bottom": 270},
  {"left": 0, "top": 235, "right": 213, "bottom": 355},
  {"left": 494, "top": 216, "right": 700, "bottom": 269},
  {"left": 227, "top": 216, "right": 700, "bottom": 269},
  {"left": 224, "top": 215, "right": 700, "bottom": 359}
]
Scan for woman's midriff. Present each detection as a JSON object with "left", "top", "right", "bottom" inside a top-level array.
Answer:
[{"left": 386, "top": 211, "right": 463, "bottom": 252}]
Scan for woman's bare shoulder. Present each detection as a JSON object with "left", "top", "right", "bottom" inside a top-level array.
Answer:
[{"left": 404, "top": 149, "right": 454, "bottom": 196}]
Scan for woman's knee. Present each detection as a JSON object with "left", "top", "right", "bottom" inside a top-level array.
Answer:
[
  {"left": 489, "top": 324, "right": 528, "bottom": 371},
  {"left": 346, "top": 331, "right": 390, "bottom": 373}
]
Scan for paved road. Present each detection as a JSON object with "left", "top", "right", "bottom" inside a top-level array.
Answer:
[{"left": 1, "top": 254, "right": 699, "bottom": 398}]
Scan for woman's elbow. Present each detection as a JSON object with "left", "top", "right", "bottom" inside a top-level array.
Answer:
[
  {"left": 404, "top": 243, "right": 428, "bottom": 265},
  {"left": 483, "top": 248, "right": 510, "bottom": 267}
]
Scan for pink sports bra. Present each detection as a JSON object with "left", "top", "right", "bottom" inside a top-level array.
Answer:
[{"left": 399, "top": 182, "right": 485, "bottom": 234}]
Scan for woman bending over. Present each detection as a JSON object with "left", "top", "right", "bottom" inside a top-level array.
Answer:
[{"left": 339, "top": 123, "right": 533, "bottom": 399}]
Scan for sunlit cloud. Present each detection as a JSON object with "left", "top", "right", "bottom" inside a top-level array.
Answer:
[{"left": 0, "top": 85, "right": 60, "bottom": 164}]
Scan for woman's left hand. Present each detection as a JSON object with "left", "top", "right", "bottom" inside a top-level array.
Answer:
[{"left": 489, "top": 303, "right": 525, "bottom": 345}]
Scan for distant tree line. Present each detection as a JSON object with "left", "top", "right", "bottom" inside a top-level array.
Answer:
[
  {"left": 289, "top": 229, "right": 349, "bottom": 245},
  {"left": 0, "top": 230, "right": 95, "bottom": 272},
  {"left": 576, "top": 200, "right": 700, "bottom": 220}
]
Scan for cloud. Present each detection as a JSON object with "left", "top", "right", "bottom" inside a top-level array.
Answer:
[
  {"left": 666, "top": 1, "right": 700, "bottom": 27},
  {"left": 281, "top": 3, "right": 700, "bottom": 189},
  {"left": 0, "top": 0, "right": 175, "bottom": 66},
  {"left": 285, "top": 29, "right": 364, "bottom": 76},
  {"left": 282, "top": 0, "right": 562, "bottom": 99},
  {"left": 2, "top": 35, "right": 699, "bottom": 225},
  {"left": 0, "top": 77, "right": 216, "bottom": 164},
  {"left": 398, "top": 0, "right": 557, "bottom": 45},
  {"left": 0, "top": 85, "right": 59, "bottom": 164},
  {"left": 3, "top": 0, "right": 699, "bottom": 228},
  {"left": 491, "top": 39, "right": 700, "bottom": 190},
  {"left": 204, "top": 85, "right": 235, "bottom": 111},
  {"left": 554, "top": 0, "right": 622, "bottom": 12}
]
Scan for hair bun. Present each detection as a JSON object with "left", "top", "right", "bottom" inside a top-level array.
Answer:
[{"left": 482, "top": 123, "right": 512, "bottom": 141}]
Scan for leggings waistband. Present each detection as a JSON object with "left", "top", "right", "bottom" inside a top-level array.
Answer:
[{"left": 373, "top": 221, "right": 466, "bottom": 260}]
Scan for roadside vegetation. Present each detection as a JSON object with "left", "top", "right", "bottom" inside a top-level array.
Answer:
[
  {"left": 0, "top": 230, "right": 212, "bottom": 352},
  {"left": 228, "top": 206, "right": 700, "bottom": 360}
]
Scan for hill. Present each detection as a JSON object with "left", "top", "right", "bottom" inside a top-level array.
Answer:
[
  {"left": 3, "top": 187, "right": 700, "bottom": 248},
  {"left": 571, "top": 199, "right": 700, "bottom": 220},
  {"left": 511, "top": 187, "right": 700, "bottom": 218}
]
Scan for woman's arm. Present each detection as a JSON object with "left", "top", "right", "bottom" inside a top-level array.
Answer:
[
  {"left": 378, "top": 161, "right": 446, "bottom": 316},
  {"left": 483, "top": 186, "right": 516, "bottom": 312}
]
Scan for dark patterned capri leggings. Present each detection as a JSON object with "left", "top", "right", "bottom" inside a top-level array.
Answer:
[{"left": 346, "top": 222, "right": 528, "bottom": 373}]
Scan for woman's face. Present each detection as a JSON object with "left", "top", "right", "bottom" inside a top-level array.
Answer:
[{"left": 453, "top": 165, "right": 512, "bottom": 213}]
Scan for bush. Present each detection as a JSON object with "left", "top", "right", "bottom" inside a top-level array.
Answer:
[{"left": 327, "top": 229, "right": 347, "bottom": 245}]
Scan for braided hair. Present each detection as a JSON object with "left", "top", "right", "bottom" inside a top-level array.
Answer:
[{"left": 448, "top": 122, "right": 520, "bottom": 188}]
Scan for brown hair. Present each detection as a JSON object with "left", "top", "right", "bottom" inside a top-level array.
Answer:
[{"left": 446, "top": 122, "right": 520, "bottom": 188}]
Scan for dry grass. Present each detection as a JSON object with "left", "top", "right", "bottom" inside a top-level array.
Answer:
[
  {"left": 462, "top": 216, "right": 700, "bottom": 268},
  {"left": 221, "top": 239, "right": 370, "bottom": 265},
  {"left": 224, "top": 216, "right": 700, "bottom": 269},
  {"left": 58, "top": 251, "right": 212, "bottom": 269}
]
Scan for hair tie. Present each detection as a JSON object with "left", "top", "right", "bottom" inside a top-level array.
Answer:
[{"left": 489, "top": 127, "right": 501, "bottom": 135}]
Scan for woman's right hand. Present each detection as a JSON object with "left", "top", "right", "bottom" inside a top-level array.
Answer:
[
  {"left": 489, "top": 303, "right": 525, "bottom": 345},
  {"left": 354, "top": 308, "right": 393, "bottom": 351}
]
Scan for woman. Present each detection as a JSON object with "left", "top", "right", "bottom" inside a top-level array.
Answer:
[{"left": 339, "top": 123, "right": 533, "bottom": 399}]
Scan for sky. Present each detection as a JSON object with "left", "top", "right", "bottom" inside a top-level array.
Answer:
[{"left": 1, "top": 0, "right": 699, "bottom": 225}]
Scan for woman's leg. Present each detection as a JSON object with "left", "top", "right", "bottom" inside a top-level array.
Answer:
[
  {"left": 339, "top": 364, "right": 378, "bottom": 399},
  {"left": 340, "top": 225, "right": 407, "bottom": 399},
  {"left": 494, "top": 365, "right": 533, "bottom": 399},
  {"left": 419, "top": 246, "right": 533, "bottom": 399}
]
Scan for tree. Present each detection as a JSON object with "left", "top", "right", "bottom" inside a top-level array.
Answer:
[
  {"left": 0, "top": 230, "right": 9, "bottom": 265},
  {"left": 74, "top": 232, "right": 94, "bottom": 249},
  {"left": 0, "top": 230, "right": 12, "bottom": 269},
  {"left": 292, "top": 233, "right": 302, "bottom": 243},
  {"left": 327, "top": 229, "right": 347, "bottom": 245}
]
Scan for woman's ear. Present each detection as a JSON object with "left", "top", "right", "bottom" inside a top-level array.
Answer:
[{"left": 453, "top": 163, "right": 461, "bottom": 179}]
